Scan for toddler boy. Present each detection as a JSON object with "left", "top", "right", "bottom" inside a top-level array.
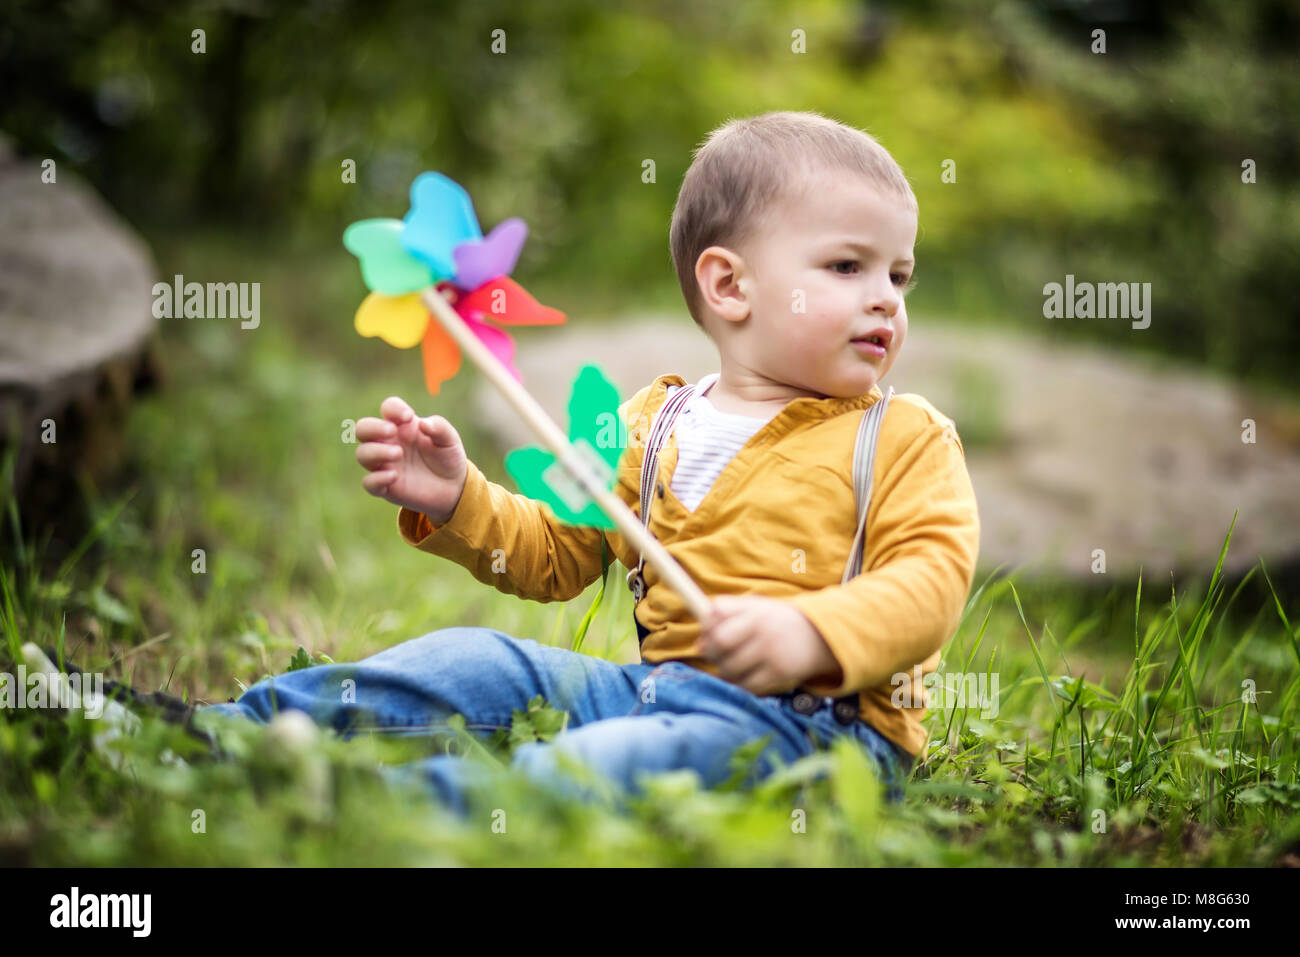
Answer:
[{"left": 204, "top": 110, "right": 981, "bottom": 815}]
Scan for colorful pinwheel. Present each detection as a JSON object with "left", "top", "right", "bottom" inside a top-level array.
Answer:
[
  {"left": 342, "top": 170, "right": 710, "bottom": 621},
  {"left": 343, "top": 171, "right": 566, "bottom": 396}
]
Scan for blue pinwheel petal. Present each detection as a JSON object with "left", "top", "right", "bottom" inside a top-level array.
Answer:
[{"left": 402, "top": 172, "right": 482, "bottom": 278}]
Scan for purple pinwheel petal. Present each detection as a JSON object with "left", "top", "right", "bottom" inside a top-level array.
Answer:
[{"left": 452, "top": 217, "right": 529, "bottom": 291}]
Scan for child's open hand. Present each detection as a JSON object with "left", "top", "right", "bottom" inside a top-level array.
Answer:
[
  {"left": 355, "top": 396, "right": 468, "bottom": 524},
  {"left": 698, "top": 595, "right": 843, "bottom": 697}
]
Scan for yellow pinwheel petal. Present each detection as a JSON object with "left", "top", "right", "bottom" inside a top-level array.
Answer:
[{"left": 354, "top": 291, "right": 429, "bottom": 349}]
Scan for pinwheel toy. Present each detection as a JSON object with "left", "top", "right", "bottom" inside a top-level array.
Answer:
[
  {"left": 344, "top": 172, "right": 567, "bottom": 396},
  {"left": 344, "top": 171, "right": 710, "bottom": 621}
]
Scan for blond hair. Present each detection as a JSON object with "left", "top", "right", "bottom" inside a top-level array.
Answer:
[{"left": 669, "top": 110, "right": 917, "bottom": 329}]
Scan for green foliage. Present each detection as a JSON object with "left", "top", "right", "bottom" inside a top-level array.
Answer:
[
  {"left": 285, "top": 646, "right": 334, "bottom": 673},
  {"left": 507, "top": 694, "right": 570, "bottom": 749},
  {"left": 3, "top": 424, "right": 1298, "bottom": 864},
  {"left": 937, "top": 0, "right": 1300, "bottom": 386}
]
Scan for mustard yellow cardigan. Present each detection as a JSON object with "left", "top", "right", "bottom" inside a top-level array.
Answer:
[{"left": 398, "top": 373, "right": 981, "bottom": 760}]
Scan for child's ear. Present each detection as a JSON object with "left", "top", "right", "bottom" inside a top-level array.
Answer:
[{"left": 696, "top": 245, "right": 750, "bottom": 323}]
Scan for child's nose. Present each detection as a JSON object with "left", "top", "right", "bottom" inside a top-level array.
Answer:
[{"left": 866, "top": 281, "right": 901, "bottom": 316}]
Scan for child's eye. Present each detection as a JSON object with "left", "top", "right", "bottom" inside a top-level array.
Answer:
[{"left": 829, "top": 261, "right": 915, "bottom": 292}]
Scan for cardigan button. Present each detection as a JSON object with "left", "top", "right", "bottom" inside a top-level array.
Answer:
[
  {"left": 791, "top": 692, "right": 819, "bottom": 715},
  {"left": 656, "top": 481, "right": 664, "bottom": 497}
]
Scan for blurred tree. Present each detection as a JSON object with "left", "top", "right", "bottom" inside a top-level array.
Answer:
[
  {"left": 943, "top": 0, "right": 1300, "bottom": 385},
  {"left": 1, "top": 0, "right": 1294, "bottom": 390}
]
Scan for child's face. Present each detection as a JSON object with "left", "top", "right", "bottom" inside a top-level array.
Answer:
[{"left": 717, "top": 170, "right": 917, "bottom": 398}]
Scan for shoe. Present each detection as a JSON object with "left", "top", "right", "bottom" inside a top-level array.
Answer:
[
  {"left": 35, "top": 643, "right": 223, "bottom": 760},
  {"left": 22, "top": 643, "right": 141, "bottom": 772}
]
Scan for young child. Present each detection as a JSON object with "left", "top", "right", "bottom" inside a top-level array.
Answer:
[{"left": 199, "top": 110, "right": 981, "bottom": 816}]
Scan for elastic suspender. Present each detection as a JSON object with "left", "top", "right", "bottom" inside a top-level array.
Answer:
[
  {"left": 844, "top": 385, "right": 894, "bottom": 582},
  {"left": 819, "top": 384, "right": 894, "bottom": 723},
  {"left": 626, "top": 383, "right": 696, "bottom": 611}
]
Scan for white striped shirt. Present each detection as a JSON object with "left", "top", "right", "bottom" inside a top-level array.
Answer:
[{"left": 668, "top": 373, "right": 774, "bottom": 512}]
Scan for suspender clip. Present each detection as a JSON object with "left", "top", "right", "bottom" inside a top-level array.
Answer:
[{"left": 626, "top": 566, "right": 646, "bottom": 602}]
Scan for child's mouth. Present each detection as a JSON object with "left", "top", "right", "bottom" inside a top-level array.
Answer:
[{"left": 850, "top": 337, "right": 888, "bottom": 358}]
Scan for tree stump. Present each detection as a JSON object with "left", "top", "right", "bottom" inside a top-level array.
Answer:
[{"left": 0, "top": 137, "right": 163, "bottom": 529}]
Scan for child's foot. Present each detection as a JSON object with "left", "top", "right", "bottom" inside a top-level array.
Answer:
[{"left": 28, "top": 643, "right": 224, "bottom": 763}]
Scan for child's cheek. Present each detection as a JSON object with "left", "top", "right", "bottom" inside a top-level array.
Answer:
[{"left": 799, "top": 308, "right": 845, "bottom": 346}]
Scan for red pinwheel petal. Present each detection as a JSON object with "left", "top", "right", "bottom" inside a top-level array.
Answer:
[{"left": 456, "top": 276, "right": 566, "bottom": 326}]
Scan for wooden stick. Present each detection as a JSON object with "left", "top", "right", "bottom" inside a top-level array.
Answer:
[{"left": 420, "top": 285, "right": 711, "bottom": 622}]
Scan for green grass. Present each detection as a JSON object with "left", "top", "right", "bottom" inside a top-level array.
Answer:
[
  {"left": 3, "top": 494, "right": 1296, "bottom": 866},
  {"left": 0, "top": 235, "right": 1296, "bottom": 865}
]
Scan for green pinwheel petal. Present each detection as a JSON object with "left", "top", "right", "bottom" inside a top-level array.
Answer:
[
  {"left": 505, "top": 446, "right": 613, "bottom": 529},
  {"left": 343, "top": 218, "right": 437, "bottom": 294},
  {"left": 567, "top": 364, "right": 625, "bottom": 472},
  {"left": 504, "top": 364, "right": 623, "bottom": 530}
]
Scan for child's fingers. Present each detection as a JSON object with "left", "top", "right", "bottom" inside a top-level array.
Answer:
[
  {"left": 361, "top": 470, "right": 397, "bottom": 496},
  {"left": 717, "top": 637, "right": 767, "bottom": 681},
  {"left": 698, "top": 604, "right": 729, "bottom": 655},
  {"left": 379, "top": 395, "right": 415, "bottom": 425},
  {"left": 356, "top": 442, "right": 402, "bottom": 470},
  {"left": 355, "top": 416, "right": 397, "bottom": 442},
  {"left": 710, "top": 595, "right": 750, "bottom": 614},
  {"left": 702, "top": 596, "right": 746, "bottom": 630},
  {"left": 701, "top": 608, "right": 751, "bottom": 657},
  {"left": 732, "top": 663, "right": 779, "bottom": 697},
  {"left": 418, "top": 414, "right": 457, "bottom": 446},
  {"left": 718, "top": 652, "right": 757, "bottom": 686}
]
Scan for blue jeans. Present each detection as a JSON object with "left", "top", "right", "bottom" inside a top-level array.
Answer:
[{"left": 195, "top": 627, "right": 913, "bottom": 816}]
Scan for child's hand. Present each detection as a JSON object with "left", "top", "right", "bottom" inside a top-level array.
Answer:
[
  {"left": 698, "top": 595, "right": 843, "bottom": 697},
  {"left": 355, "top": 396, "right": 468, "bottom": 524}
]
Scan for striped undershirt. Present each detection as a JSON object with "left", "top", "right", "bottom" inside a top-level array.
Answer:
[{"left": 668, "top": 372, "right": 774, "bottom": 512}]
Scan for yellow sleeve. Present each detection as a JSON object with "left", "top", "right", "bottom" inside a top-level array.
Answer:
[
  {"left": 787, "top": 412, "right": 981, "bottom": 695},
  {"left": 394, "top": 388, "right": 653, "bottom": 603}
]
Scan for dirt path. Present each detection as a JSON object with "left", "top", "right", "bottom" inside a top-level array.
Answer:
[{"left": 469, "top": 315, "right": 1300, "bottom": 583}]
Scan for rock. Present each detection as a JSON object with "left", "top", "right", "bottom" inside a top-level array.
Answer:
[{"left": 468, "top": 315, "right": 1300, "bottom": 583}]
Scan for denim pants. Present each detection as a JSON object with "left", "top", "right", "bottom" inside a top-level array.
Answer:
[{"left": 195, "top": 627, "right": 913, "bottom": 816}]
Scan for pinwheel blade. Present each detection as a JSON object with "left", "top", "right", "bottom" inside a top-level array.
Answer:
[
  {"left": 452, "top": 217, "right": 528, "bottom": 290},
  {"left": 505, "top": 444, "right": 614, "bottom": 529},
  {"left": 354, "top": 291, "right": 428, "bottom": 348},
  {"left": 402, "top": 172, "right": 482, "bottom": 278},
  {"left": 420, "top": 319, "right": 462, "bottom": 396},
  {"left": 456, "top": 276, "right": 566, "bottom": 326},
  {"left": 502, "top": 364, "right": 623, "bottom": 529},
  {"left": 343, "top": 219, "right": 435, "bottom": 295},
  {"left": 566, "top": 364, "right": 624, "bottom": 472}
]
